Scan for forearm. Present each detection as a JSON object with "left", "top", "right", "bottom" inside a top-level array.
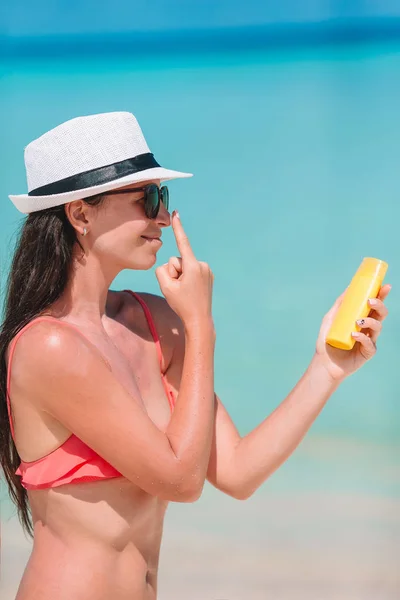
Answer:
[
  {"left": 165, "top": 319, "right": 216, "bottom": 491},
  {"left": 231, "top": 356, "right": 340, "bottom": 499}
]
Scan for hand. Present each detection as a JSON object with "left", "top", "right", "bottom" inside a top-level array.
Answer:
[
  {"left": 314, "top": 284, "right": 391, "bottom": 382},
  {"left": 155, "top": 211, "right": 214, "bottom": 326}
]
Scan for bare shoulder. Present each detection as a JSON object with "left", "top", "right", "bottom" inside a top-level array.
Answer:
[{"left": 10, "top": 319, "right": 110, "bottom": 393}]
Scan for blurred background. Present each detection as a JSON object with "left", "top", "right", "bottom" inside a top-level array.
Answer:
[{"left": 1, "top": 2, "right": 399, "bottom": 599}]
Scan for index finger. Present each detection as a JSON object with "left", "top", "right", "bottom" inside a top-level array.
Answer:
[{"left": 171, "top": 211, "right": 196, "bottom": 262}]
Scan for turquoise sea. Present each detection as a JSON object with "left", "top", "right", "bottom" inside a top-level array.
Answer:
[{"left": 1, "top": 39, "right": 399, "bottom": 598}]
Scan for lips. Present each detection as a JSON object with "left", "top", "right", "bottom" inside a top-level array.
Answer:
[{"left": 141, "top": 235, "right": 162, "bottom": 246}]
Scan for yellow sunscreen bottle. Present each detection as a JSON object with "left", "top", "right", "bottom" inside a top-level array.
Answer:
[{"left": 326, "top": 257, "right": 388, "bottom": 350}]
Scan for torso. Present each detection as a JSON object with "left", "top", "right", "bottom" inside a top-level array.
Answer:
[{"left": 8, "top": 290, "right": 177, "bottom": 600}]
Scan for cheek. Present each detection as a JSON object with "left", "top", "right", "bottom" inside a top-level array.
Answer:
[
  {"left": 91, "top": 200, "right": 150, "bottom": 255},
  {"left": 116, "top": 222, "right": 148, "bottom": 250},
  {"left": 95, "top": 220, "right": 148, "bottom": 255}
]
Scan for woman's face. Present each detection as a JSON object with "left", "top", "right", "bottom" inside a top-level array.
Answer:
[{"left": 70, "top": 179, "right": 171, "bottom": 271}]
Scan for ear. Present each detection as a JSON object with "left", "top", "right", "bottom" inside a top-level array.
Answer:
[{"left": 64, "top": 200, "right": 89, "bottom": 234}]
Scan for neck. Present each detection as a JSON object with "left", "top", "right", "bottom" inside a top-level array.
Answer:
[{"left": 50, "top": 248, "right": 124, "bottom": 327}]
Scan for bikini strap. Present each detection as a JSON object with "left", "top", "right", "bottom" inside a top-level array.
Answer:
[
  {"left": 123, "top": 290, "right": 164, "bottom": 370},
  {"left": 6, "top": 316, "right": 106, "bottom": 441},
  {"left": 124, "top": 291, "right": 175, "bottom": 412}
]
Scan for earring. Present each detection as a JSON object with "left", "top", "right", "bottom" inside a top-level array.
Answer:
[{"left": 83, "top": 227, "right": 87, "bottom": 236}]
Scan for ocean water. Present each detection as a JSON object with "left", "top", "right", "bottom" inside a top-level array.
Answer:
[{"left": 1, "top": 40, "right": 400, "bottom": 598}]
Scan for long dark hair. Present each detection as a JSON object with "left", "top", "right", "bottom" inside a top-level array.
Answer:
[{"left": 0, "top": 195, "right": 105, "bottom": 537}]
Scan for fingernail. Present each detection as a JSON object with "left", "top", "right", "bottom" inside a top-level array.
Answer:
[
  {"left": 175, "top": 210, "right": 180, "bottom": 219},
  {"left": 356, "top": 319, "right": 365, "bottom": 326},
  {"left": 352, "top": 332, "right": 360, "bottom": 338},
  {"left": 368, "top": 298, "right": 377, "bottom": 306}
]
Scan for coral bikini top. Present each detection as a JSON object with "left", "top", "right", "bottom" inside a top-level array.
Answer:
[{"left": 6, "top": 291, "right": 176, "bottom": 491}]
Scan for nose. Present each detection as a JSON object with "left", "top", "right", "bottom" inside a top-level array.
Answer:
[{"left": 155, "top": 201, "right": 171, "bottom": 228}]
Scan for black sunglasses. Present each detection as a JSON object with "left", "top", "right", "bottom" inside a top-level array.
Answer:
[{"left": 102, "top": 183, "right": 169, "bottom": 219}]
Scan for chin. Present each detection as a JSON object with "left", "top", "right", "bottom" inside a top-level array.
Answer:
[{"left": 126, "top": 253, "right": 158, "bottom": 271}]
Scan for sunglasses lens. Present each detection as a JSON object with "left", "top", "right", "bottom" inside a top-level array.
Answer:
[
  {"left": 145, "top": 184, "right": 160, "bottom": 218},
  {"left": 161, "top": 186, "right": 169, "bottom": 211}
]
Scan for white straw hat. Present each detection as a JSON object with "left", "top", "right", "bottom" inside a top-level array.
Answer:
[{"left": 9, "top": 111, "right": 193, "bottom": 214}]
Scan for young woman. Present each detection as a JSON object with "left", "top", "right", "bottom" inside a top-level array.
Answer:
[{"left": 1, "top": 112, "right": 390, "bottom": 600}]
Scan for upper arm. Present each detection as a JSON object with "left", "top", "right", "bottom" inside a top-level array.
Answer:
[
  {"left": 13, "top": 321, "right": 197, "bottom": 500},
  {"left": 163, "top": 308, "right": 242, "bottom": 496}
]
